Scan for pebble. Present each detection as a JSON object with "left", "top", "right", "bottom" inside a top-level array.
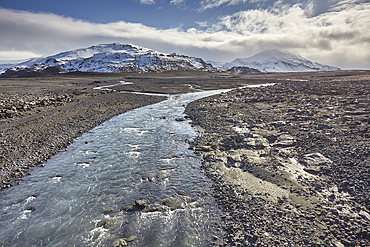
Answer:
[
  {"left": 0, "top": 92, "right": 166, "bottom": 190},
  {"left": 185, "top": 77, "right": 370, "bottom": 246}
]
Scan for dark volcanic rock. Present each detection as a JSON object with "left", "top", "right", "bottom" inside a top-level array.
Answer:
[{"left": 185, "top": 74, "right": 370, "bottom": 246}]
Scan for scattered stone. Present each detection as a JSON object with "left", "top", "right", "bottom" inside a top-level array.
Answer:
[
  {"left": 299, "top": 153, "right": 332, "bottom": 174},
  {"left": 266, "top": 134, "right": 278, "bottom": 142},
  {"left": 185, "top": 75, "right": 370, "bottom": 246},
  {"left": 113, "top": 238, "right": 127, "bottom": 247},
  {"left": 0, "top": 88, "right": 166, "bottom": 190},
  {"left": 274, "top": 134, "right": 296, "bottom": 147},
  {"left": 125, "top": 236, "right": 137, "bottom": 242},
  {"left": 175, "top": 117, "right": 186, "bottom": 121},
  {"left": 142, "top": 205, "right": 167, "bottom": 212},
  {"left": 111, "top": 235, "right": 137, "bottom": 247},
  {"left": 134, "top": 199, "right": 149, "bottom": 210},
  {"left": 103, "top": 208, "right": 116, "bottom": 214},
  {"left": 99, "top": 219, "right": 115, "bottom": 227}
]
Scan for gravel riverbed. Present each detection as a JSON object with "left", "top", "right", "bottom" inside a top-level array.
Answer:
[
  {"left": 0, "top": 90, "right": 165, "bottom": 190},
  {"left": 0, "top": 74, "right": 273, "bottom": 191},
  {"left": 1, "top": 72, "right": 369, "bottom": 246},
  {"left": 185, "top": 75, "right": 370, "bottom": 246}
]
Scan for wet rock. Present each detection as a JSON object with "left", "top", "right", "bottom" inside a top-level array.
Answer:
[
  {"left": 142, "top": 205, "right": 167, "bottom": 212},
  {"left": 25, "top": 206, "right": 36, "bottom": 212},
  {"left": 175, "top": 117, "right": 186, "bottom": 121},
  {"left": 160, "top": 197, "right": 175, "bottom": 207},
  {"left": 99, "top": 219, "right": 115, "bottom": 227},
  {"left": 113, "top": 238, "right": 127, "bottom": 247},
  {"left": 197, "top": 146, "right": 212, "bottom": 152},
  {"left": 103, "top": 208, "right": 116, "bottom": 214},
  {"left": 112, "top": 236, "right": 137, "bottom": 246},
  {"left": 125, "top": 236, "right": 137, "bottom": 242},
  {"left": 134, "top": 199, "right": 148, "bottom": 210},
  {"left": 123, "top": 205, "right": 134, "bottom": 211}
]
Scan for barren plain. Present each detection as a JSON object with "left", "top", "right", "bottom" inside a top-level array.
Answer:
[{"left": 1, "top": 70, "right": 369, "bottom": 246}]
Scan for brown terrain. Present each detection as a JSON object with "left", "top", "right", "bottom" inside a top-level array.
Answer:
[
  {"left": 0, "top": 71, "right": 271, "bottom": 190},
  {"left": 185, "top": 70, "right": 370, "bottom": 246},
  {"left": 1, "top": 70, "right": 369, "bottom": 247}
]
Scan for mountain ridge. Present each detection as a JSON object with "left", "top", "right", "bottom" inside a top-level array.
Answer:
[
  {"left": 2, "top": 45, "right": 341, "bottom": 75},
  {"left": 224, "top": 49, "right": 340, "bottom": 72},
  {"left": 5, "top": 43, "right": 216, "bottom": 74}
]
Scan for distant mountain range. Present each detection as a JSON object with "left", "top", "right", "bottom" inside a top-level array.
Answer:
[
  {"left": 1, "top": 44, "right": 340, "bottom": 76},
  {"left": 2, "top": 43, "right": 216, "bottom": 75},
  {"left": 223, "top": 49, "right": 340, "bottom": 72}
]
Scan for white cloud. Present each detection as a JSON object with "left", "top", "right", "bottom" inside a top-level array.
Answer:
[
  {"left": 0, "top": 51, "right": 39, "bottom": 63},
  {"left": 204, "top": 2, "right": 370, "bottom": 68},
  {"left": 170, "top": 0, "right": 186, "bottom": 5},
  {"left": 199, "top": 0, "right": 262, "bottom": 10},
  {"left": 139, "top": 0, "right": 155, "bottom": 4},
  {"left": 0, "top": 4, "right": 369, "bottom": 69}
]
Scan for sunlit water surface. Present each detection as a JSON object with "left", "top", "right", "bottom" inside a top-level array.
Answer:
[{"left": 0, "top": 89, "right": 233, "bottom": 247}]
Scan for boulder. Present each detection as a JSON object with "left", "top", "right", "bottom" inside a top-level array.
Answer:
[
  {"left": 273, "top": 134, "right": 296, "bottom": 147},
  {"left": 299, "top": 153, "right": 332, "bottom": 175},
  {"left": 112, "top": 235, "right": 137, "bottom": 247},
  {"left": 134, "top": 199, "right": 149, "bottom": 210},
  {"left": 5, "top": 109, "right": 16, "bottom": 118},
  {"left": 113, "top": 239, "right": 127, "bottom": 247},
  {"left": 175, "top": 117, "right": 186, "bottom": 121},
  {"left": 243, "top": 138, "right": 269, "bottom": 149},
  {"left": 266, "top": 134, "right": 278, "bottom": 142}
]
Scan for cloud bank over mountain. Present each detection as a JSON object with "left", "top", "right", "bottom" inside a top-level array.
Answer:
[{"left": 0, "top": 0, "right": 369, "bottom": 69}]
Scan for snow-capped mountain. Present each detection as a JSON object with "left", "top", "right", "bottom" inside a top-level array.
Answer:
[
  {"left": 8, "top": 43, "right": 215, "bottom": 73},
  {"left": 224, "top": 49, "right": 340, "bottom": 72},
  {"left": 0, "top": 63, "right": 18, "bottom": 73}
]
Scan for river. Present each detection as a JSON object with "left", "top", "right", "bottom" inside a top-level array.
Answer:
[{"left": 0, "top": 89, "right": 232, "bottom": 247}]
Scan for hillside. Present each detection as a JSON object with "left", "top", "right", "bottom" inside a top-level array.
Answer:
[
  {"left": 224, "top": 49, "right": 340, "bottom": 72},
  {"left": 3, "top": 43, "right": 216, "bottom": 74}
]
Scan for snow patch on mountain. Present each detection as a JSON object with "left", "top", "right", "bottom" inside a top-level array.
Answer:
[
  {"left": 11, "top": 43, "right": 215, "bottom": 73},
  {"left": 0, "top": 63, "right": 18, "bottom": 74},
  {"left": 224, "top": 49, "right": 340, "bottom": 72}
]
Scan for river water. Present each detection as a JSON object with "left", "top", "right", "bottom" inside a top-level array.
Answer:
[{"left": 0, "top": 89, "right": 232, "bottom": 247}]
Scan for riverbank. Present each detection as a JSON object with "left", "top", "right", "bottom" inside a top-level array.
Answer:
[
  {"left": 0, "top": 73, "right": 270, "bottom": 191},
  {"left": 0, "top": 89, "right": 166, "bottom": 190},
  {"left": 185, "top": 74, "right": 370, "bottom": 246}
]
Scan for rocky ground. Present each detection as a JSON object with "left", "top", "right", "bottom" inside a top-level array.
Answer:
[
  {"left": 1, "top": 71, "right": 369, "bottom": 246},
  {"left": 0, "top": 90, "right": 166, "bottom": 190},
  {"left": 0, "top": 75, "right": 172, "bottom": 190},
  {"left": 185, "top": 74, "right": 370, "bottom": 246},
  {"left": 0, "top": 73, "right": 265, "bottom": 191}
]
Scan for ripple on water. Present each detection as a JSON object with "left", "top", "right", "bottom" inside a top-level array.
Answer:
[{"left": 0, "top": 88, "right": 237, "bottom": 246}]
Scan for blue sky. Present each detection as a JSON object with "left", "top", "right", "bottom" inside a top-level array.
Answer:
[
  {"left": 0, "top": 0, "right": 370, "bottom": 68},
  {"left": 0, "top": 0, "right": 347, "bottom": 29}
]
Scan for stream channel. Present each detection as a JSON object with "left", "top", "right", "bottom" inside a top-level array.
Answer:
[{"left": 0, "top": 88, "right": 236, "bottom": 247}]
